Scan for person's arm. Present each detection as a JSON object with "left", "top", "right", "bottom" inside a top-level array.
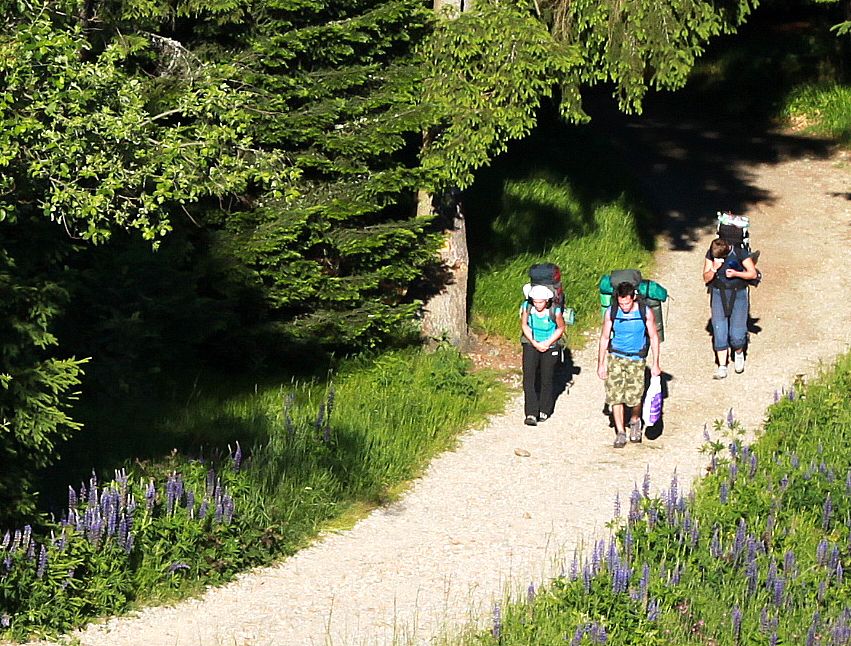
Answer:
[
  {"left": 520, "top": 305, "right": 535, "bottom": 344},
  {"left": 725, "top": 256, "right": 758, "bottom": 281},
  {"left": 645, "top": 307, "right": 661, "bottom": 377},
  {"left": 703, "top": 256, "right": 722, "bottom": 285},
  {"left": 597, "top": 310, "right": 613, "bottom": 380}
]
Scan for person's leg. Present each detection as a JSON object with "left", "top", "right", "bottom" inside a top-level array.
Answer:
[
  {"left": 538, "top": 346, "right": 560, "bottom": 418},
  {"left": 622, "top": 360, "right": 646, "bottom": 442},
  {"left": 710, "top": 289, "right": 730, "bottom": 378},
  {"left": 729, "top": 289, "right": 749, "bottom": 372},
  {"left": 522, "top": 344, "right": 540, "bottom": 420},
  {"left": 605, "top": 355, "right": 629, "bottom": 447},
  {"left": 611, "top": 403, "right": 625, "bottom": 433}
]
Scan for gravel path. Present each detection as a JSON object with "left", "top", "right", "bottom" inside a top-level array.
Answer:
[{"left": 26, "top": 123, "right": 851, "bottom": 646}]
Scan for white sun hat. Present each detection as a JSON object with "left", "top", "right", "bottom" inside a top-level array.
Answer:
[{"left": 527, "top": 284, "right": 554, "bottom": 300}]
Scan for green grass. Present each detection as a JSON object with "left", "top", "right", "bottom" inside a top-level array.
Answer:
[
  {"left": 781, "top": 83, "right": 851, "bottom": 144},
  {"left": 450, "top": 351, "right": 851, "bottom": 645}
]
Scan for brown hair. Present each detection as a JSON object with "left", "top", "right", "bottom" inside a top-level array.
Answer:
[{"left": 710, "top": 237, "right": 732, "bottom": 259}]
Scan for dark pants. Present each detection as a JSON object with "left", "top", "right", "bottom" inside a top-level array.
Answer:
[{"left": 522, "top": 343, "right": 560, "bottom": 418}]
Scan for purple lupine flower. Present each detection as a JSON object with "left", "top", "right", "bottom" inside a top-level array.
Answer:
[
  {"left": 766, "top": 560, "right": 778, "bottom": 591},
  {"left": 232, "top": 441, "right": 243, "bottom": 471},
  {"left": 60, "top": 568, "right": 75, "bottom": 591},
  {"left": 817, "top": 539, "right": 829, "bottom": 566},
  {"left": 733, "top": 519, "right": 747, "bottom": 563},
  {"left": 639, "top": 563, "right": 650, "bottom": 600},
  {"left": 729, "top": 461, "right": 739, "bottom": 483},
  {"left": 745, "top": 558, "right": 758, "bottom": 595},
  {"left": 647, "top": 599, "right": 660, "bottom": 621},
  {"left": 822, "top": 494, "right": 833, "bottom": 531},
  {"left": 669, "top": 472, "right": 679, "bottom": 511},
  {"left": 784, "top": 549, "right": 796, "bottom": 576},
  {"left": 720, "top": 482, "right": 729, "bottom": 504},
  {"left": 491, "top": 603, "right": 501, "bottom": 640},
  {"left": 760, "top": 606, "right": 770, "bottom": 633},
  {"left": 829, "top": 546, "right": 840, "bottom": 571},
  {"left": 729, "top": 441, "right": 739, "bottom": 459},
  {"left": 749, "top": 453, "right": 758, "bottom": 478},
  {"left": 773, "top": 577, "right": 785, "bottom": 607},
  {"left": 0, "top": 614, "right": 9, "bottom": 628},
  {"left": 731, "top": 605, "right": 742, "bottom": 641},
  {"left": 606, "top": 539, "right": 618, "bottom": 571},
  {"left": 628, "top": 488, "right": 641, "bottom": 522},
  {"left": 710, "top": 526, "right": 722, "bottom": 558},
  {"left": 0, "top": 531, "right": 8, "bottom": 550},
  {"left": 670, "top": 564, "right": 681, "bottom": 586},
  {"left": 818, "top": 579, "right": 827, "bottom": 602},
  {"left": 642, "top": 467, "right": 651, "bottom": 498},
  {"left": 35, "top": 544, "right": 48, "bottom": 578},
  {"left": 591, "top": 622, "right": 608, "bottom": 643},
  {"left": 214, "top": 500, "right": 224, "bottom": 524},
  {"left": 527, "top": 582, "right": 536, "bottom": 605},
  {"left": 124, "top": 533, "right": 135, "bottom": 555},
  {"left": 807, "top": 612, "right": 821, "bottom": 646},
  {"left": 766, "top": 510, "right": 776, "bottom": 539},
  {"left": 774, "top": 389, "right": 780, "bottom": 403},
  {"left": 3, "top": 554, "right": 11, "bottom": 572},
  {"left": 314, "top": 401, "right": 326, "bottom": 434},
  {"left": 583, "top": 564, "right": 592, "bottom": 592},
  {"left": 727, "top": 408, "right": 735, "bottom": 428},
  {"left": 613, "top": 492, "right": 621, "bottom": 518},
  {"left": 22, "top": 525, "right": 32, "bottom": 549},
  {"left": 647, "top": 507, "right": 658, "bottom": 529},
  {"left": 223, "top": 495, "right": 235, "bottom": 524},
  {"left": 118, "top": 515, "right": 128, "bottom": 548},
  {"left": 791, "top": 454, "right": 800, "bottom": 468},
  {"left": 570, "top": 625, "right": 586, "bottom": 646},
  {"left": 831, "top": 613, "right": 851, "bottom": 643},
  {"left": 185, "top": 490, "right": 195, "bottom": 517},
  {"left": 145, "top": 480, "right": 156, "bottom": 511},
  {"left": 788, "top": 386, "right": 795, "bottom": 400},
  {"left": 703, "top": 423, "right": 711, "bottom": 443},
  {"left": 569, "top": 551, "right": 579, "bottom": 580},
  {"left": 322, "top": 426, "right": 331, "bottom": 443},
  {"left": 198, "top": 500, "right": 209, "bottom": 520},
  {"left": 612, "top": 563, "right": 631, "bottom": 594},
  {"left": 836, "top": 561, "right": 844, "bottom": 584},
  {"left": 167, "top": 562, "right": 190, "bottom": 574},
  {"left": 68, "top": 486, "right": 78, "bottom": 511},
  {"left": 769, "top": 631, "right": 779, "bottom": 646},
  {"left": 624, "top": 527, "right": 634, "bottom": 560},
  {"left": 846, "top": 469, "right": 851, "bottom": 496}
]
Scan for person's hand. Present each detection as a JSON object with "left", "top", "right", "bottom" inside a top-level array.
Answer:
[
  {"left": 711, "top": 258, "right": 723, "bottom": 271},
  {"left": 534, "top": 341, "right": 547, "bottom": 352},
  {"left": 724, "top": 268, "right": 738, "bottom": 278},
  {"left": 597, "top": 365, "right": 607, "bottom": 380},
  {"left": 650, "top": 364, "right": 662, "bottom": 377}
]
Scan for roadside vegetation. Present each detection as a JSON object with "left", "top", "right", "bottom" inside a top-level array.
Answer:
[{"left": 449, "top": 351, "right": 851, "bottom": 646}]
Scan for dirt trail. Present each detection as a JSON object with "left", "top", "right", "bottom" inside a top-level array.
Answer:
[{"left": 29, "top": 124, "right": 851, "bottom": 646}]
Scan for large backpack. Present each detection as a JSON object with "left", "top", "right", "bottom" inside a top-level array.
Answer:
[
  {"left": 598, "top": 269, "right": 668, "bottom": 353},
  {"left": 716, "top": 211, "right": 762, "bottom": 286},
  {"left": 521, "top": 262, "right": 570, "bottom": 346}
]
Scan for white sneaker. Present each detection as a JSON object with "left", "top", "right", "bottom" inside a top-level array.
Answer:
[
  {"left": 734, "top": 352, "right": 745, "bottom": 374},
  {"left": 713, "top": 365, "right": 728, "bottom": 380}
]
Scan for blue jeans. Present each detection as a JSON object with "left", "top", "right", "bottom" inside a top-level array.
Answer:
[{"left": 710, "top": 287, "right": 749, "bottom": 352}]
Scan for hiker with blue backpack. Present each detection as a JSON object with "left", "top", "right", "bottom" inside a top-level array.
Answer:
[
  {"left": 597, "top": 272, "right": 662, "bottom": 448},
  {"left": 520, "top": 268, "right": 567, "bottom": 426},
  {"left": 703, "top": 236, "right": 759, "bottom": 378}
]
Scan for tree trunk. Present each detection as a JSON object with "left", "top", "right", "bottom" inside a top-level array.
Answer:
[
  {"left": 418, "top": 0, "right": 472, "bottom": 349},
  {"left": 419, "top": 190, "right": 470, "bottom": 349}
]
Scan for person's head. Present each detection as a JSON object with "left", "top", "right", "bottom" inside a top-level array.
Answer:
[
  {"left": 710, "top": 237, "right": 732, "bottom": 259},
  {"left": 615, "top": 281, "right": 636, "bottom": 312},
  {"left": 527, "top": 284, "right": 554, "bottom": 311}
]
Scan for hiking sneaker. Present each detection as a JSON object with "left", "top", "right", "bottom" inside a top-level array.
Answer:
[
  {"left": 613, "top": 432, "right": 627, "bottom": 449},
  {"left": 629, "top": 419, "right": 643, "bottom": 443},
  {"left": 538, "top": 412, "right": 549, "bottom": 422},
  {"left": 713, "top": 365, "right": 728, "bottom": 380},
  {"left": 524, "top": 415, "right": 537, "bottom": 426},
  {"left": 734, "top": 351, "right": 745, "bottom": 374}
]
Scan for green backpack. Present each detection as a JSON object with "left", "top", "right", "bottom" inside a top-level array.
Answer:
[{"left": 598, "top": 269, "right": 669, "bottom": 343}]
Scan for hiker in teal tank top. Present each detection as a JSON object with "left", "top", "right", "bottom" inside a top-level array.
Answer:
[{"left": 520, "top": 284, "right": 565, "bottom": 426}]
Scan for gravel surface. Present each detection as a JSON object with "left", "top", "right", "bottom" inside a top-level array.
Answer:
[{"left": 21, "top": 126, "right": 851, "bottom": 646}]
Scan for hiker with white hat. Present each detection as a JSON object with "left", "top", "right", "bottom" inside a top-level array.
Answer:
[{"left": 519, "top": 283, "right": 566, "bottom": 426}]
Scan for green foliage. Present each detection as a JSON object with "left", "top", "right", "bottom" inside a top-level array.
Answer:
[
  {"left": 455, "top": 352, "right": 851, "bottom": 645},
  {"left": 4, "top": 345, "right": 505, "bottom": 639},
  {"left": 545, "top": 0, "right": 757, "bottom": 113}
]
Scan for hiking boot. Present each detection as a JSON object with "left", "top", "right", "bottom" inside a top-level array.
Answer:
[
  {"left": 613, "top": 432, "right": 627, "bottom": 449},
  {"left": 538, "top": 412, "right": 549, "bottom": 422},
  {"left": 629, "top": 419, "right": 643, "bottom": 443},
  {"left": 524, "top": 415, "right": 537, "bottom": 426},
  {"left": 734, "top": 351, "right": 745, "bottom": 374},
  {"left": 713, "top": 365, "right": 728, "bottom": 380}
]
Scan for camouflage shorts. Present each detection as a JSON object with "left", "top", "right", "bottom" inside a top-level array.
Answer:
[{"left": 605, "top": 354, "right": 646, "bottom": 407}]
